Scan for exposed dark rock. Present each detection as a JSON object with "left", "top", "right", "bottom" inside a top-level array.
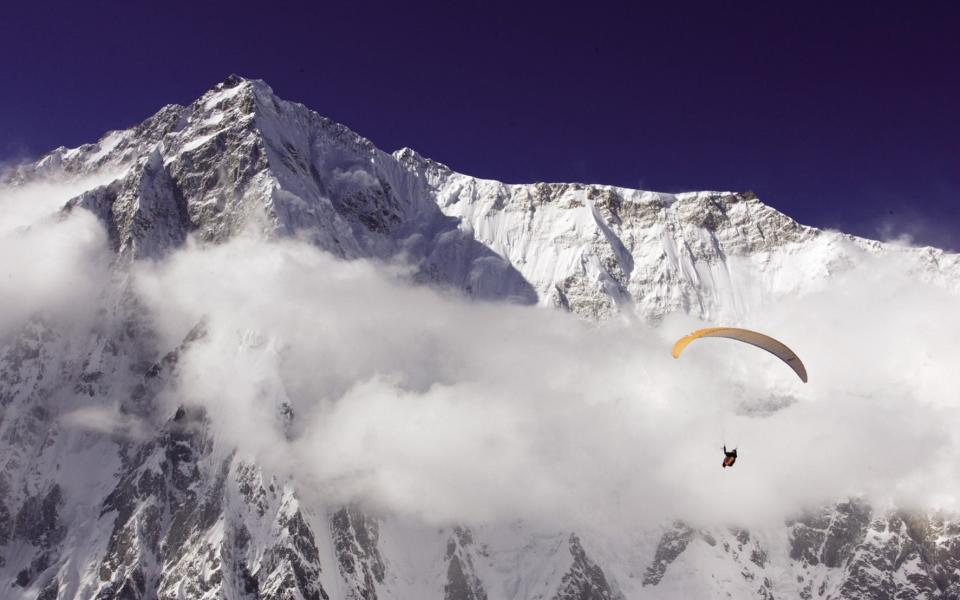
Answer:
[
  {"left": 331, "top": 506, "right": 384, "bottom": 600},
  {"left": 14, "top": 484, "right": 65, "bottom": 548},
  {"left": 37, "top": 576, "right": 60, "bottom": 600},
  {"left": 444, "top": 526, "right": 487, "bottom": 600},
  {"left": 555, "top": 534, "right": 619, "bottom": 600},
  {"left": 643, "top": 522, "right": 695, "bottom": 586}
]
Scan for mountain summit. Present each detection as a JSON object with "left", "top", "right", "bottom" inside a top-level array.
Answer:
[{"left": 15, "top": 75, "right": 958, "bottom": 322}]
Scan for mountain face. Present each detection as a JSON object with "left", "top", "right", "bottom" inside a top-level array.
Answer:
[{"left": 2, "top": 75, "right": 959, "bottom": 599}]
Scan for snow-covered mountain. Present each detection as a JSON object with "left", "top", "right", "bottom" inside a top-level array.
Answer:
[{"left": 2, "top": 75, "right": 959, "bottom": 599}]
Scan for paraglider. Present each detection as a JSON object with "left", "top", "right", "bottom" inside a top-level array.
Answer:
[
  {"left": 671, "top": 327, "right": 808, "bottom": 383},
  {"left": 671, "top": 327, "right": 808, "bottom": 469},
  {"left": 721, "top": 445, "right": 737, "bottom": 468}
]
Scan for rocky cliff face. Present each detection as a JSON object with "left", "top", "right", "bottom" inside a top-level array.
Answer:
[{"left": 1, "top": 76, "right": 958, "bottom": 599}]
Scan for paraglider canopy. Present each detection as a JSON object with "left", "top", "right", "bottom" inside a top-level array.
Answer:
[{"left": 671, "top": 327, "right": 808, "bottom": 383}]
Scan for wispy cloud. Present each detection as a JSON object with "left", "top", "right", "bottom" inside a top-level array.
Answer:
[
  {"left": 60, "top": 405, "right": 152, "bottom": 440},
  {"left": 0, "top": 175, "right": 116, "bottom": 339}
]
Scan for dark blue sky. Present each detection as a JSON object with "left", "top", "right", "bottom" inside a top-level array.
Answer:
[{"left": 2, "top": 1, "right": 957, "bottom": 247}]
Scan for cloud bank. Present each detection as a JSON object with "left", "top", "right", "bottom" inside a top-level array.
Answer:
[
  {"left": 3, "top": 171, "right": 958, "bottom": 531},
  {"left": 129, "top": 234, "right": 960, "bottom": 530}
]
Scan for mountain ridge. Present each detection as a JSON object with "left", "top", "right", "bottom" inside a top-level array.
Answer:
[{"left": 13, "top": 75, "right": 960, "bottom": 323}]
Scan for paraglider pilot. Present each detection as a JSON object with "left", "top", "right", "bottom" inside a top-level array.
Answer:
[{"left": 722, "top": 445, "right": 737, "bottom": 468}]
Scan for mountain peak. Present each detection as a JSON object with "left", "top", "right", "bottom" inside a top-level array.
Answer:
[
  {"left": 196, "top": 75, "right": 271, "bottom": 117},
  {"left": 220, "top": 73, "right": 247, "bottom": 89},
  {"left": 11, "top": 76, "right": 960, "bottom": 320},
  {"left": 210, "top": 73, "right": 274, "bottom": 96}
]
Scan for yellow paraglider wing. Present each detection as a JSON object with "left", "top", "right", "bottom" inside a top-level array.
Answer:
[{"left": 671, "top": 327, "right": 808, "bottom": 383}]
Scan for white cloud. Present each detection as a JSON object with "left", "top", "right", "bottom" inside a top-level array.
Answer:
[
  {"left": 0, "top": 171, "right": 123, "bottom": 235},
  {"left": 60, "top": 405, "right": 151, "bottom": 440},
  {"left": 129, "top": 234, "right": 960, "bottom": 530},
  {"left": 0, "top": 176, "right": 115, "bottom": 339},
  {"left": 330, "top": 165, "right": 379, "bottom": 192}
]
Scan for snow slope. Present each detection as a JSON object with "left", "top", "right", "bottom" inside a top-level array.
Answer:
[{"left": 2, "top": 75, "right": 959, "bottom": 599}]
